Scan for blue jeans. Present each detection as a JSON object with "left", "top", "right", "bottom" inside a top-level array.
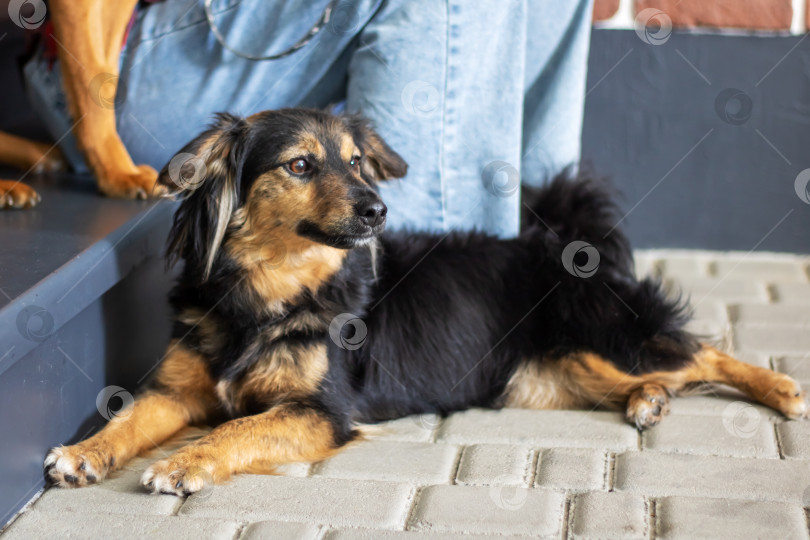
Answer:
[{"left": 28, "top": 0, "right": 593, "bottom": 238}]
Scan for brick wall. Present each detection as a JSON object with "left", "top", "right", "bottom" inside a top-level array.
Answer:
[{"left": 594, "top": 0, "right": 806, "bottom": 33}]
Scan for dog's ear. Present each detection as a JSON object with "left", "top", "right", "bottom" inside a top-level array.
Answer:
[
  {"left": 345, "top": 116, "right": 408, "bottom": 181},
  {"left": 158, "top": 113, "right": 250, "bottom": 280}
]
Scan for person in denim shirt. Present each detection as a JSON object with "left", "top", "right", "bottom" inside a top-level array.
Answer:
[{"left": 27, "top": 0, "right": 593, "bottom": 238}]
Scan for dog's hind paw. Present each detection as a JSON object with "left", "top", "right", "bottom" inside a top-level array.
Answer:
[
  {"left": 626, "top": 383, "right": 671, "bottom": 430},
  {"left": 771, "top": 378, "right": 810, "bottom": 420},
  {"left": 44, "top": 445, "right": 111, "bottom": 488}
]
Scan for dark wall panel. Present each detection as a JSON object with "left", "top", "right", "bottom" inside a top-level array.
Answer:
[{"left": 582, "top": 29, "right": 810, "bottom": 253}]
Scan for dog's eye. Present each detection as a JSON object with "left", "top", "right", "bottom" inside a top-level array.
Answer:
[
  {"left": 350, "top": 155, "right": 362, "bottom": 171},
  {"left": 287, "top": 158, "right": 311, "bottom": 175}
]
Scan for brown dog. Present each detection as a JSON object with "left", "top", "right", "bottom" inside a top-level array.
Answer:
[{"left": 0, "top": 0, "right": 160, "bottom": 209}]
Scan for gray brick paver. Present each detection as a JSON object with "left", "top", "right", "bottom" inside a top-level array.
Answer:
[
  {"left": 641, "top": 414, "right": 779, "bottom": 458},
  {"left": 734, "top": 325, "right": 810, "bottom": 354},
  {"left": 312, "top": 440, "right": 459, "bottom": 484},
  {"left": 664, "top": 277, "right": 770, "bottom": 304},
  {"left": 2, "top": 513, "right": 240, "bottom": 540},
  {"left": 179, "top": 476, "right": 413, "bottom": 530},
  {"left": 407, "top": 485, "right": 564, "bottom": 537},
  {"left": 534, "top": 448, "right": 607, "bottom": 491},
  {"left": 711, "top": 259, "right": 809, "bottom": 283},
  {"left": 655, "top": 496, "right": 809, "bottom": 540},
  {"left": 614, "top": 451, "right": 810, "bottom": 503},
  {"left": 454, "top": 444, "right": 532, "bottom": 486},
  {"left": 568, "top": 491, "right": 648, "bottom": 540},
  {"left": 436, "top": 408, "right": 637, "bottom": 450}
]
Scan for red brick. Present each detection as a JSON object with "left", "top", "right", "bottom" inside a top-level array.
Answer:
[
  {"left": 635, "top": 0, "right": 792, "bottom": 31},
  {"left": 594, "top": 0, "right": 620, "bottom": 21}
]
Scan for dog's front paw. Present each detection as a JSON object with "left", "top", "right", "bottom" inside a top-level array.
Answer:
[
  {"left": 0, "top": 180, "right": 40, "bottom": 209},
  {"left": 141, "top": 456, "right": 215, "bottom": 497},
  {"left": 98, "top": 164, "right": 164, "bottom": 200},
  {"left": 44, "top": 445, "right": 112, "bottom": 488}
]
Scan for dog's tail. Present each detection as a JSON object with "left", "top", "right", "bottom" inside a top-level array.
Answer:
[{"left": 520, "top": 167, "right": 634, "bottom": 276}]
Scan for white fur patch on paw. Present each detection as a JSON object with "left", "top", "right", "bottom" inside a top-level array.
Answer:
[{"left": 44, "top": 446, "right": 103, "bottom": 488}]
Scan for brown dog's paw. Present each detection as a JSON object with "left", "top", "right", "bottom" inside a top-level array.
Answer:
[
  {"left": 98, "top": 164, "right": 165, "bottom": 200},
  {"left": 27, "top": 145, "right": 66, "bottom": 174},
  {"left": 141, "top": 455, "right": 215, "bottom": 496},
  {"left": 44, "top": 445, "right": 113, "bottom": 488},
  {"left": 626, "top": 383, "right": 671, "bottom": 430},
  {"left": 0, "top": 180, "right": 40, "bottom": 209},
  {"left": 770, "top": 377, "right": 810, "bottom": 420}
]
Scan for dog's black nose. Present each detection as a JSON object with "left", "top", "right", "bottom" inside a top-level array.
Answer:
[{"left": 355, "top": 200, "right": 387, "bottom": 228}]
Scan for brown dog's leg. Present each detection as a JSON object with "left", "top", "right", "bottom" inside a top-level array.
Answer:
[
  {"left": 48, "top": 0, "right": 163, "bottom": 199},
  {"left": 506, "top": 347, "right": 808, "bottom": 427},
  {"left": 141, "top": 404, "right": 347, "bottom": 495},
  {"left": 45, "top": 343, "right": 217, "bottom": 487},
  {"left": 0, "top": 132, "right": 65, "bottom": 173},
  {"left": 692, "top": 345, "right": 809, "bottom": 419}
]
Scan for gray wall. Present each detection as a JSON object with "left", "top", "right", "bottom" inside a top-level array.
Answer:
[{"left": 582, "top": 29, "right": 810, "bottom": 253}]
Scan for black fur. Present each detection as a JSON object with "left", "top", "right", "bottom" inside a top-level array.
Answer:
[{"left": 157, "top": 109, "right": 699, "bottom": 441}]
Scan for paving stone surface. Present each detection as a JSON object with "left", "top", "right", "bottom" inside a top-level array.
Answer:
[
  {"left": 311, "top": 440, "right": 459, "bottom": 484},
  {"left": 534, "top": 448, "right": 608, "bottom": 491},
  {"left": 436, "top": 408, "right": 638, "bottom": 449},
  {"left": 454, "top": 444, "right": 532, "bottom": 486},
  {"left": 655, "top": 497, "right": 810, "bottom": 540},
  {"left": 641, "top": 414, "right": 779, "bottom": 459},
  {"left": 178, "top": 476, "right": 414, "bottom": 529},
  {"left": 568, "top": 491, "right": 649, "bottom": 540},
  {"left": 407, "top": 485, "right": 564, "bottom": 537},
  {"left": 4, "top": 250, "right": 810, "bottom": 539}
]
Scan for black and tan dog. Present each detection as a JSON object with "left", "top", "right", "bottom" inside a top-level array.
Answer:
[{"left": 45, "top": 109, "right": 808, "bottom": 495}]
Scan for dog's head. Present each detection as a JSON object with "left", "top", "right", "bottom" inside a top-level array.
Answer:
[{"left": 158, "top": 109, "right": 407, "bottom": 280}]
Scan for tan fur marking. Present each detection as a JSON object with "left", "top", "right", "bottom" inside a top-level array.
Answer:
[
  {"left": 339, "top": 132, "right": 359, "bottom": 161},
  {"left": 503, "top": 346, "right": 808, "bottom": 419},
  {"left": 502, "top": 360, "right": 589, "bottom": 410},
  {"left": 279, "top": 134, "right": 325, "bottom": 163},
  {"left": 141, "top": 404, "right": 343, "bottom": 490},
  {"left": 227, "top": 173, "right": 348, "bottom": 308},
  {"left": 223, "top": 343, "right": 330, "bottom": 413}
]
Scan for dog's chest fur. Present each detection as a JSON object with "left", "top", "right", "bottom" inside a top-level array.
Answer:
[{"left": 170, "top": 246, "right": 376, "bottom": 416}]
